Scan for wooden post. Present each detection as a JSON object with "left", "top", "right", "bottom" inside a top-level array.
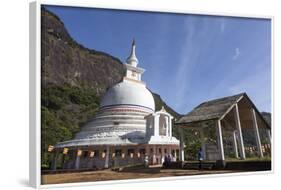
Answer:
[
  {"left": 75, "top": 149, "right": 81, "bottom": 169},
  {"left": 251, "top": 109, "right": 264, "bottom": 158},
  {"left": 216, "top": 120, "right": 225, "bottom": 161},
  {"left": 266, "top": 129, "right": 271, "bottom": 143},
  {"left": 153, "top": 145, "right": 157, "bottom": 164},
  {"left": 104, "top": 145, "right": 110, "bottom": 168},
  {"left": 51, "top": 150, "right": 59, "bottom": 171},
  {"left": 233, "top": 131, "right": 239, "bottom": 158},
  {"left": 266, "top": 130, "right": 272, "bottom": 155},
  {"left": 61, "top": 154, "right": 65, "bottom": 169},
  {"left": 179, "top": 127, "right": 185, "bottom": 161},
  {"left": 234, "top": 104, "right": 246, "bottom": 159},
  {"left": 200, "top": 128, "right": 206, "bottom": 160}
]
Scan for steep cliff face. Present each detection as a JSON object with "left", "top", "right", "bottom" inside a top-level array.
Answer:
[
  {"left": 41, "top": 8, "right": 124, "bottom": 96},
  {"left": 41, "top": 8, "right": 180, "bottom": 167}
]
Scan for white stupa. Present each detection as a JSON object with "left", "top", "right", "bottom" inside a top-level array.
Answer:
[{"left": 53, "top": 40, "right": 179, "bottom": 170}]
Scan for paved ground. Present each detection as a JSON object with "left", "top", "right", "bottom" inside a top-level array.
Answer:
[{"left": 41, "top": 167, "right": 242, "bottom": 185}]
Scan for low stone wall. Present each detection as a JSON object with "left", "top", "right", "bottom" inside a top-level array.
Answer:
[
  {"left": 42, "top": 168, "right": 98, "bottom": 175},
  {"left": 60, "top": 157, "right": 145, "bottom": 170},
  {"left": 224, "top": 161, "right": 271, "bottom": 171},
  {"left": 164, "top": 160, "right": 271, "bottom": 171}
]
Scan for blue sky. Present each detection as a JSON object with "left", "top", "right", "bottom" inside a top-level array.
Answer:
[{"left": 44, "top": 5, "right": 271, "bottom": 114}]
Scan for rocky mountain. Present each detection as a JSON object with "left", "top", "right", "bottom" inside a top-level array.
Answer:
[
  {"left": 41, "top": 8, "right": 125, "bottom": 96},
  {"left": 41, "top": 7, "right": 180, "bottom": 166}
]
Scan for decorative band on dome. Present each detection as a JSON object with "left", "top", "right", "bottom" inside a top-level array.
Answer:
[
  {"left": 100, "top": 108, "right": 150, "bottom": 114},
  {"left": 100, "top": 104, "right": 154, "bottom": 112}
]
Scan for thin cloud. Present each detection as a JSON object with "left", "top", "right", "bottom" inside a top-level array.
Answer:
[
  {"left": 173, "top": 17, "right": 213, "bottom": 112},
  {"left": 173, "top": 18, "right": 196, "bottom": 111},
  {"left": 232, "top": 47, "right": 241, "bottom": 60}
]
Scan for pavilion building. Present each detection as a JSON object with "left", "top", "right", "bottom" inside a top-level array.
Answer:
[
  {"left": 175, "top": 93, "right": 271, "bottom": 162},
  {"left": 51, "top": 40, "right": 180, "bottom": 170}
]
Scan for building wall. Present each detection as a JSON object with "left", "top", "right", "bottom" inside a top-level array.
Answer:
[{"left": 60, "top": 145, "right": 179, "bottom": 170}]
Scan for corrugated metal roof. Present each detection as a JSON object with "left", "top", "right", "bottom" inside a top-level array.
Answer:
[{"left": 176, "top": 93, "right": 245, "bottom": 124}]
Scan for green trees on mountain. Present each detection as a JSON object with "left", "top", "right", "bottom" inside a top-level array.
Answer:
[{"left": 41, "top": 84, "right": 100, "bottom": 167}]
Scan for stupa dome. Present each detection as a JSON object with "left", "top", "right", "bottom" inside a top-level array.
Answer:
[{"left": 100, "top": 80, "right": 155, "bottom": 111}]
